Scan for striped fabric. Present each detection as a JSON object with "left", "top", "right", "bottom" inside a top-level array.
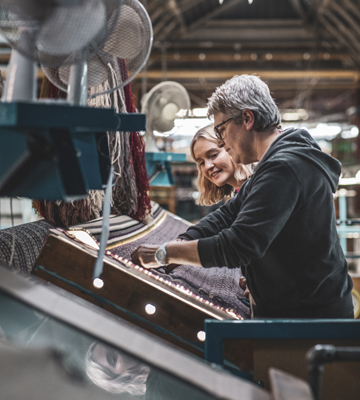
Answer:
[{"left": 70, "top": 203, "right": 167, "bottom": 248}]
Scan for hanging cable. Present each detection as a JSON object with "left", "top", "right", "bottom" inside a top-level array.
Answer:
[{"left": 92, "top": 166, "right": 114, "bottom": 287}]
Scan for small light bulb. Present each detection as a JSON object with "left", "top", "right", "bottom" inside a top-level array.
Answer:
[
  {"left": 145, "top": 304, "right": 156, "bottom": 315},
  {"left": 248, "top": 0, "right": 253, "bottom": 4},
  {"left": 93, "top": 278, "right": 104, "bottom": 289},
  {"left": 197, "top": 331, "right": 206, "bottom": 341}
]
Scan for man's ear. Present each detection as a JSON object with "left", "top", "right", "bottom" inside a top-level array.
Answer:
[{"left": 243, "top": 109, "right": 255, "bottom": 130}]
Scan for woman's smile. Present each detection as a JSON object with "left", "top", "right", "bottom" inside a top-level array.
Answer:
[
  {"left": 211, "top": 169, "right": 222, "bottom": 178},
  {"left": 193, "top": 137, "right": 238, "bottom": 188}
]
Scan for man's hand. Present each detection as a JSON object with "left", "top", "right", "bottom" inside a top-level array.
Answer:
[
  {"left": 131, "top": 240, "right": 202, "bottom": 269},
  {"left": 131, "top": 245, "right": 161, "bottom": 269}
]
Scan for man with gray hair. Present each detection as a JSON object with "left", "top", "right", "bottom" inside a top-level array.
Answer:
[{"left": 132, "top": 74, "right": 353, "bottom": 319}]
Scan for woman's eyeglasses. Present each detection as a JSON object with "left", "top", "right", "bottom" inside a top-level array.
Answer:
[{"left": 214, "top": 117, "right": 233, "bottom": 139}]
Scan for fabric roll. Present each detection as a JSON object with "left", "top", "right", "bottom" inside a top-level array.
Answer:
[{"left": 0, "top": 220, "right": 52, "bottom": 274}]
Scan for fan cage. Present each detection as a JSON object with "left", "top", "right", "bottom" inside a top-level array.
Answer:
[
  {"left": 0, "top": 0, "right": 121, "bottom": 67},
  {"left": 40, "top": 0, "right": 152, "bottom": 99}
]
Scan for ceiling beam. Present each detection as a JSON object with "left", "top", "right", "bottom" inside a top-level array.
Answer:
[
  {"left": 148, "top": 52, "right": 348, "bottom": 63},
  {"left": 178, "top": 0, "right": 204, "bottom": 13},
  {"left": 138, "top": 69, "right": 360, "bottom": 81},
  {"left": 324, "top": 8, "right": 360, "bottom": 54},
  {"left": 188, "top": 0, "right": 242, "bottom": 31},
  {"left": 343, "top": 0, "right": 360, "bottom": 22},
  {"left": 320, "top": 9, "right": 360, "bottom": 66},
  {"left": 182, "top": 26, "right": 317, "bottom": 42},
  {"left": 289, "top": 0, "right": 311, "bottom": 21},
  {"left": 155, "top": 39, "right": 338, "bottom": 49},
  {"left": 329, "top": 1, "right": 360, "bottom": 39},
  {"left": 132, "top": 80, "right": 360, "bottom": 91},
  {"left": 205, "top": 19, "right": 305, "bottom": 27}
]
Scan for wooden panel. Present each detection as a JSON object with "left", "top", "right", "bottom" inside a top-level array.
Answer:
[
  {"left": 352, "top": 276, "right": 360, "bottom": 293},
  {"left": 33, "top": 231, "right": 252, "bottom": 371},
  {"left": 253, "top": 339, "right": 360, "bottom": 400},
  {"left": 269, "top": 368, "right": 314, "bottom": 400},
  {"left": 150, "top": 186, "right": 176, "bottom": 214}
]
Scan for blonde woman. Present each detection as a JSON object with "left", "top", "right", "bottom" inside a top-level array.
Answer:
[{"left": 190, "top": 124, "right": 256, "bottom": 206}]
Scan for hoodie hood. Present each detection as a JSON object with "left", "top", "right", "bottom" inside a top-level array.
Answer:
[{"left": 257, "top": 127, "right": 341, "bottom": 193}]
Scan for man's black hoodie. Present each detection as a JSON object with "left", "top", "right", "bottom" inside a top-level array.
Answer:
[{"left": 182, "top": 128, "right": 353, "bottom": 318}]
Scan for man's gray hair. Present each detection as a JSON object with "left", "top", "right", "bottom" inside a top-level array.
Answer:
[{"left": 207, "top": 74, "right": 281, "bottom": 132}]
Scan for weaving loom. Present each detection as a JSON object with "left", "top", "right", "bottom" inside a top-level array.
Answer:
[{"left": 33, "top": 204, "right": 251, "bottom": 371}]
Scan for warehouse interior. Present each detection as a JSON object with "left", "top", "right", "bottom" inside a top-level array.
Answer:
[{"left": 1, "top": 1, "right": 360, "bottom": 399}]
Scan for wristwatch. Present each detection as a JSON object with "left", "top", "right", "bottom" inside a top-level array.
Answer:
[{"left": 155, "top": 243, "right": 168, "bottom": 266}]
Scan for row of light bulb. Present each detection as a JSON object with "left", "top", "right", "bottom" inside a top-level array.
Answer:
[{"left": 219, "top": 0, "right": 253, "bottom": 3}]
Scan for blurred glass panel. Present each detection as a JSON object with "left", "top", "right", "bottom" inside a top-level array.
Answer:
[{"left": 0, "top": 287, "right": 218, "bottom": 399}]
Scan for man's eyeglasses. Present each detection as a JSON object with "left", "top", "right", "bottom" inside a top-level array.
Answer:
[{"left": 214, "top": 117, "right": 233, "bottom": 140}]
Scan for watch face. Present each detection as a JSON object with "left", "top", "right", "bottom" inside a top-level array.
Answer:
[{"left": 156, "top": 249, "right": 166, "bottom": 264}]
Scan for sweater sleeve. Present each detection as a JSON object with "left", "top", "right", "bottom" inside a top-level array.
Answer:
[
  {"left": 179, "top": 186, "right": 248, "bottom": 240},
  {"left": 198, "top": 161, "right": 303, "bottom": 268}
]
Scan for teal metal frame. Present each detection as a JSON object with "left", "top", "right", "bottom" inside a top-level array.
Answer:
[
  {"left": 204, "top": 319, "right": 360, "bottom": 365},
  {"left": 0, "top": 102, "right": 145, "bottom": 200},
  {"left": 145, "top": 151, "right": 186, "bottom": 186}
]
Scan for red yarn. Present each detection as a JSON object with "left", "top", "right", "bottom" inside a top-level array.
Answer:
[
  {"left": 36, "top": 68, "right": 151, "bottom": 222},
  {"left": 121, "top": 60, "right": 151, "bottom": 221}
]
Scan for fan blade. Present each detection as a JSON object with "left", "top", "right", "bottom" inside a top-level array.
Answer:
[
  {"left": 36, "top": 0, "right": 107, "bottom": 56},
  {"left": 59, "top": 55, "right": 108, "bottom": 88},
  {"left": 103, "top": 4, "right": 144, "bottom": 59},
  {"left": 88, "top": 0, "right": 153, "bottom": 98},
  {"left": 143, "top": 82, "right": 191, "bottom": 135}
]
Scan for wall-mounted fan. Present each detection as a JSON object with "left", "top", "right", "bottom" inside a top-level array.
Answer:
[
  {"left": 141, "top": 81, "right": 190, "bottom": 152},
  {"left": 141, "top": 81, "right": 190, "bottom": 186},
  {"left": 0, "top": 0, "right": 118, "bottom": 103},
  {"left": 41, "top": 0, "right": 152, "bottom": 101}
]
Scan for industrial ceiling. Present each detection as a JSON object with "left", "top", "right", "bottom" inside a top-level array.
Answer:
[
  {"left": 0, "top": 0, "right": 358, "bottom": 124},
  {"left": 132, "top": 0, "right": 360, "bottom": 124}
]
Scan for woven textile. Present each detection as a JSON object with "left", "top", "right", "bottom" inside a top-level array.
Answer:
[
  {"left": 71, "top": 203, "right": 164, "bottom": 247},
  {"left": 109, "top": 216, "right": 250, "bottom": 318},
  {"left": 0, "top": 220, "right": 52, "bottom": 274},
  {"left": 71, "top": 205, "right": 250, "bottom": 319}
]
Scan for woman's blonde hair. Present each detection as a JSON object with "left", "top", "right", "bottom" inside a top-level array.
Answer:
[{"left": 190, "top": 124, "right": 251, "bottom": 206}]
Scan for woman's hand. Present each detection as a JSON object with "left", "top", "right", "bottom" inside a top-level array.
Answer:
[
  {"left": 239, "top": 277, "right": 250, "bottom": 299},
  {"left": 131, "top": 245, "right": 162, "bottom": 269}
]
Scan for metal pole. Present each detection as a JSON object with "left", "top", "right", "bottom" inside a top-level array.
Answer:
[
  {"left": 307, "top": 344, "right": 360, "bottom": 400},
  {"left": 67, "top": 61, "right": 88, "bottom": 106},
  {"left": 2, "top": 50, "right": 37, "bottom": 102}
]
